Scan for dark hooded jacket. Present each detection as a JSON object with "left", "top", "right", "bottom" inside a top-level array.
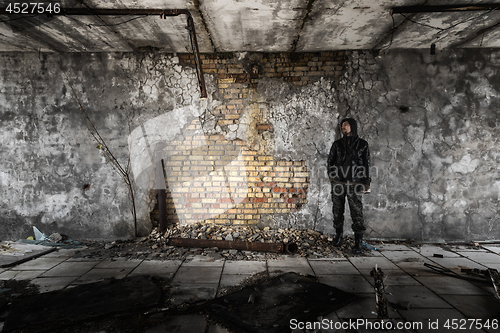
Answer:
[{"left": 327, "top": 118, "right": 371, "bottom": 186}]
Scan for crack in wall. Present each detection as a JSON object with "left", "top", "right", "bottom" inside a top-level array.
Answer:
[
  {"left": 193, "top": 0, "right": 216, "bottom": 52},
  {"left": 290, "top": 0, "right": 316, "bottom": 52}
]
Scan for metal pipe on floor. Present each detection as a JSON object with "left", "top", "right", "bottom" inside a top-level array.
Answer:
[
  {"left": 488, "top": 268, "right": 500, "bottom": 300},
  {"left": 168, "top": 237, "right": 298, "bottom": 254}
]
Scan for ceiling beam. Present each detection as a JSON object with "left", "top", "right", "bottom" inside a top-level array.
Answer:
[
  {"left": 450, "top": 19, "right": 500, "bottom": 48},
  {"left": 0, "top": 7, "right": 207, "bottom": 98},
  {"left": 2, "top": 16, "right": 67, "bottom": 52},
  {"left": 391, "top": 4, "right": 500, "bottom": 14},
  {"left": 0, "top": 8, "right": 190, "bottom": 16},
  {"left": 371, "top": 14, "right": 418, "bottom": 52},
  {"left": 291, "top": 0, "right": 316, "bottom": 53}
]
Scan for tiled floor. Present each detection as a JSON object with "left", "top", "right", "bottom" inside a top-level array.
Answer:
[{"left": 1, "top": 243, "right": 499, "bottom": 332}]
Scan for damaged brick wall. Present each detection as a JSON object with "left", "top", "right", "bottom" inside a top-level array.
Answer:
[
  {"left": 161, "top": 119, "right": 308, "bottom": 226},
  {"left": 1, "top": 49, "right": 498, "bottom": 241},
  {"left": 175, "top": 52, "right": 343, "bottom": 232}
]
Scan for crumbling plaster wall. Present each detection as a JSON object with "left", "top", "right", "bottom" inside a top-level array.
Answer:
[
  {"left": 1, "top": 49, "right": 499, "bottom": 241},
  {"left": 337, "top": 49, "right": 500, "bottom": 241},
  {"left": 0, "top": 52, "right": 201, "bottom": 240},
  {"left": 240, "top": 78, "right": 339, "bottom": 235}
]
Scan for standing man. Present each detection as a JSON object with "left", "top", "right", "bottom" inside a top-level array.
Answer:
[{"left": 327, "top": 118, "right": 371, "bottom": 254}]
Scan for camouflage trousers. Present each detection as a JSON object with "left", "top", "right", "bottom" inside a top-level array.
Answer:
[{"left": 331, "top": 182, "right": 366, "bottom": 232}]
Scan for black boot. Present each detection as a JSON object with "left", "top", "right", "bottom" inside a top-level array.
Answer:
[
  {"left": 352, "top": 232, "right": 363, "bottom": 254},
  {"left": 332, "top": 228, "right": 343, "bottom": 247}
]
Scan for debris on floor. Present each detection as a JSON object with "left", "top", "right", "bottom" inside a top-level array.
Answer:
[
  {"left": 0, "top": 242, "right": 57, "bottom": 268},
  {"left": 21, "top": 226, "right": 83, "bottom": 248},
  {"left": 0, "top": 271, "right": 357, "bottom": 333},
  {"left": 206, "top": 272, "right": 357, "bottom": 333},
  {"left": 371, "top": 266, "right": 388, "bottom": 319},
  {"left": 489, "top": 268, "right": 500, "bottom": 300},
  {"left": 79, "top": 224, "right": 382, "bottom": 261}
]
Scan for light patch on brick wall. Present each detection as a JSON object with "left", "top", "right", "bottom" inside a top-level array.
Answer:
[
  {"left": 163, "top": 119, "right": 309, "bottom": 225},
  {"left": 129, "top": 110, "right": 309, "bottom": 226}
]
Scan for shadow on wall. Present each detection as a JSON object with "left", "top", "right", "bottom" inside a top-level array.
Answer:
[{"left": 129, "top": 109, "right": 310, "bottom": 226}]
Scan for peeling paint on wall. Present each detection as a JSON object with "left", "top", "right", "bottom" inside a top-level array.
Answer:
[
  {"left": 338, "top": 49, "right": 500, "bottom": 241},
  {"left": 0, "top": 52, "right": 201, "bottom": 240},
  {"left": 1, "top": 49, "right": 499, "bottom": 241}
]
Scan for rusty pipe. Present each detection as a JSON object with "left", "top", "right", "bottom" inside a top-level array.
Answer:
[
  {"left": 158, "top": 159, "right": 168, "bottom": 233},
  {"left": 168, "top": 237, "right": 298, "bottom": 254}
]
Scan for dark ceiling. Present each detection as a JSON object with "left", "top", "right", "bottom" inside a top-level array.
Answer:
[{"left": 1, "top": 0, "right": 500, "bottom": 53}]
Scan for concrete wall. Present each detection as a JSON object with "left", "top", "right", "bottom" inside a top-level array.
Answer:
[
  {"left": 339, "top": 49, "right": 500, "bottom": 241},
  {"left": 0, "top": 53, "right": 200, "bottom": 240},
  {"left": 0, "top": 49, "right": 498, "bottom": 241}
]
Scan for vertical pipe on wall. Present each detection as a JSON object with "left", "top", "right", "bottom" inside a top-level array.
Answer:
[{"left": 159, "top": 159, "right": 168, "bottom": 233}]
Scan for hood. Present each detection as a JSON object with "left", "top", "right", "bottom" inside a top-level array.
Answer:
[{"left": 340, "top": 118, "right": 358, "bottom": 138}]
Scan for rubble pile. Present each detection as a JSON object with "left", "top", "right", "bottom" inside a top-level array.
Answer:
[
  {"left": 80, "top": 224, "right": 378, "bottom": 261},
  {"left": 144, "top": 223, "right": 354, "bottom": 260}
]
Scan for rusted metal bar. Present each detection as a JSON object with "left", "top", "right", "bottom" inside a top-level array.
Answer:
[
  {"left": 371, "top": 266, "right": 388, "bottom": 319},
  {"left": 168, "top": 237, "right": 298, "bottom": 254},
  {"left": 461, "top": 267, "right": 489, "bottom": 277},
  {"left": 460, "top": 267, "right": 500, "bottom": 300},
  {"left": 425, "top": 262, "right": 493, "bottom": 284},
  {"left": 158, "top": 159, "right": 168, "bottom": 233},
  {"left": 186, "top": 14, "right": 208, "bottom": 99},
  {"left": 391, "top": 4, "right": 500, "bottom": 14},
  {"left": 157, "top": 189, "right": 166, "bottom": 233},
  {"left": 488, "top": 268, "right": 500, "bottom": 300}
]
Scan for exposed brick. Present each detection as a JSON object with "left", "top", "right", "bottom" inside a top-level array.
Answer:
[{"left": 157, "top": 52, "right": 341, "bottom": 226}]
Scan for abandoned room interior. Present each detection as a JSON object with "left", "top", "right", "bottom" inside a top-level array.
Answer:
[{"left": 0, "top": 0, "right": 500, "bottom": 332}]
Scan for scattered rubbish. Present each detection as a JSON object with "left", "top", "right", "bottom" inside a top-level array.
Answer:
[
  {"left": 48, "top": 233, "right": 63, "bottom": 243},
  {"left": 363, "top": 242, "right": 377, "bottom": 251},
  {"left": 18, "top": 227, "right": 82, "bottom": 249},
  {"left": 371, "top": 266, "right": 388, "bottom": 319},
  {"left": 424, "top": 262, "right": 495, "bottom": 284},
  {"left": 148, "top": 224, "right": 365, "bottom": 259},
  {"left": 488, "top": 268, "right": 500, "bottom": 300},
  {"left": 461, "top": 267, "right": 490, "bottom": 277},
  {"left": 0, "top": 242, "right": 57, "bottom": 268},
  {"left": 18, "top": 238, "right": 82, "bottom": 249},
  {"left": 206, "top": 272, "right": 357, "bottom": 333},
  {"left": 389, "top": 300, "right": 412, "bottom": 310},
  {"left": 406, "top": 257, "right": 422, "bottom": 262},
  {"left": 461, "top": 267, "right": 500, "bottom": 300},
  {"left": 33, "top": 226, "right": 49, "bottom": 242},
  {"left": 433, "top": 253, "right": 444, "bottom": 258}
]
